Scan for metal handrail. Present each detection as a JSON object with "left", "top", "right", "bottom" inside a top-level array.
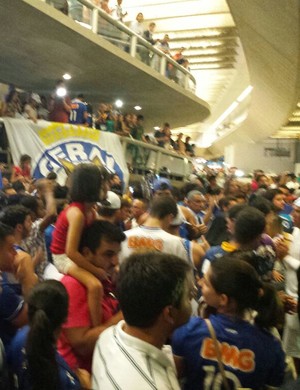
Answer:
[
  {"left": 119, "top": 135, "right": 194, "bottom": 178},
  {"left": 67, "top": 0, "right": 196, "bottom": 92}
]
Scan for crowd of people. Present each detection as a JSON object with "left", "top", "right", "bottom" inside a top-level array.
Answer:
[
  {"left": 0, "top": 152, "right": 300, "bottom": 388},
  {"left": 44, "top": 0, "right": 191, "bottom": 83},
  {"left": 0, "top": 82, "right": 196, "bottom": 167}
]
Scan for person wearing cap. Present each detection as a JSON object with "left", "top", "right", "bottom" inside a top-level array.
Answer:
[
  {"left": 152, "top": 177, "right": 173, "bottom": 197},
  {"left": 23, "top": 93, "right": 41, "bottom": 123},
  {"left": 98, "top": 191, "right": 121, "bottom": 225},
  {"left": 69, "top": 94, "right": 88, "bottom": 126},
  {"left": 276, "top": 197, "right": 300, "bottom": 374}
]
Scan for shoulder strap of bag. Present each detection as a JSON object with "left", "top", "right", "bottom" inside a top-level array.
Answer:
[{"left": 204, "top": 318, "right": 231, "bottom": 390}]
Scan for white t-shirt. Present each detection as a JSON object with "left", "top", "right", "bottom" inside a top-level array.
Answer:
[
  {"left": 284, "top": 227, "right": 300, "bottom": 299},
  {"left": 92, "top": 320, "right": 180, "bottom": 390},
  {"left": 119, "top": 225, "right": 190, "bottom": 263}
]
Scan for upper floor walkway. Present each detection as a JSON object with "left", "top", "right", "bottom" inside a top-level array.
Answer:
[{"left": 0, "top": 0, "right": 210, "bottom": 131}]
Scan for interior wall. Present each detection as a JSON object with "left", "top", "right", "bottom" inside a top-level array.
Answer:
[{"left": 224, "top": 140, "right": 296, "bottom": 174}]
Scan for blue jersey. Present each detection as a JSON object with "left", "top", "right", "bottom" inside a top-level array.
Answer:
[
  {"left": 9, "top": 326, "right": 81, "bottom": 390},
  {"left": 0, "top": 273, "right": 24, "bottom": 349},
  {"left": 69, "top": 98, "right": 87, "bottom": 124},
  {"left": 172, "top": 315, "right": 285, "bottom": 390}
]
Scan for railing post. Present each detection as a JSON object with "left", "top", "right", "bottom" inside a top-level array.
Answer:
[
  {"left": 160, "top": 56, "right": 166, "bottom": 76},
  {"left": 183, "top": 158, "right": 189, "bottom": 177},
  {"left": 155, "top": 150, "right": 162, "bottom": 174},
  {"left": 121, "top": 138, "right": 128, "bottom": 155},
  {"left": 91, "top": 8, "right": 98, "bottom": 34},
  {"left": 130, "top": 35, "right": 137, "bottom": 57},
  {"left": 184, "top": 74, "right": 190, "bottom": 91}
]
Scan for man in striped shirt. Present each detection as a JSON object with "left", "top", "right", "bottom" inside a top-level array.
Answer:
[{"left": 92, "top": 252, "right": 194, "bottom": 390}]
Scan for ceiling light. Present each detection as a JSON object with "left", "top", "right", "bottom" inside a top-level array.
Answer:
[
  {"left": 236, "top": 85, "right": 253, "bottom": 102},
  {"left": 134, "top": 106, "right": 142, "bottom": 111},
  {"left": 63, "top": 73, "right": 72, "bottom": 80},
  {"left": 115, "top": 99, "right": 123, "bottom": 108},
  {"left": 154, "top": 126, "right": 160, "bottom": 130},
  {"left": 56, "top": 87, "right": 67, "bottom": 97}
]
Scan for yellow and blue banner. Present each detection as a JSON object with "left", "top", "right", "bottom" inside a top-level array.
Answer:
[{"left": 3, "top": 119, "right": 129, "bottom": 186}]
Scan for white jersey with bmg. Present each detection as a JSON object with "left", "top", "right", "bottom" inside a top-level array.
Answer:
[{"left": 119, "top": 226, "right": 191, "bottom": 264}]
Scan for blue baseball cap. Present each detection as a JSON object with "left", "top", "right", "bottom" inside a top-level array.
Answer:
[{"left": 153, "top": 178, "right": 172, "bottom": 192}]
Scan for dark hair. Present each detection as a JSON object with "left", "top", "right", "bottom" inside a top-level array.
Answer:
[
  {"left": 262, "top": 189, "right": 282, "bottom": 203},
  {"left": 46, "top": 171, "right": 57, "bottom": 180},
  {"left": 137, "top": 114, "right": 144, "bottom": 121},
  {"left": 218, "top": 196, "right": 237, "bottom": 211},
  {"left": 207, "top": 187, "right": 222, "bottom": 196},
  {"left": 234, "top": 207, "right": 265, "bottom": 245},
  {"left": 20, "top": 154, "right": 31, "bottom": 165},
  {"left": 278, "top": 184, "right": 289, "bottom": 192},
  {"left": 98, "top": 207, "right": 118, "bottom": 218},
  {"left": 227, "top": 203, "right": 247, "bottom": 220},
  {"left": 80, "top": 220, "right": 125, "bottom": 253},
  {"left": 256, "top": 174, "right": 268, "bottom": 184},
  {"left": 0, "top": 205, "right": 31, "bottom": 229},
  {"left": 12, "top": 181, "right": 26, "bottom": 193},
  {"left": 150, "top": 196, "right": 177, "bottom": 219},
  {"left": 5, "top": 89, "right": 17, "bottom": 103},
  {"left": 26, "top": 280, "right": 69, "bottom": 390},
  {"left": 20, "top": 195, "right": 39, "bottom": 215},
  {"left": 249, "top": 196, "right": 272, "bottom": 215},
  {"left": 117, "top": 252, "right": 192, "bottom": 327},
  {"left": 0, "top": 222, "right": 14, "bottom": 245},
  {"left": 210, "top": 257, "right": 282, "bottom": 328},
  {"left": 69, "top": 163, "right": 104, "bottom": 203},
  {"left": 54, "top": 184, "right": 69, "bottom": 199}
]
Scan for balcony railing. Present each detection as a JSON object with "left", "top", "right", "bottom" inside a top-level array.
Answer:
[
  {"left": 43, "top": 0, "right": 196, "bottom": 93},
  {"left": 0, "top": 118, "right": 194, "bottom": 181},
  {"left": 120, "top": 136, "right": 194, "bottom": 179}
]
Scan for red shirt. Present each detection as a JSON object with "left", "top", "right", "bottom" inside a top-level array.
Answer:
[
  {"left": 48, "top": 96, "right": 71, "bottom": 123},
  {"left": 51, "top": 202, "right": 95, "bottom": 255},
  {"left": 13, "top": 165, "right": 31, "bottom": 179},
  {"left": 57, "top": 275, "right": 119, "bottom": 372}
]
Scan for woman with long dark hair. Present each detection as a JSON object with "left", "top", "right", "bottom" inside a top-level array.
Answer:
[
  {"left": 9, "top": 280, "right": 81, "bottom": 390},
  {"left": 172, "top": 256, "right": 285, "bottom": 389}
]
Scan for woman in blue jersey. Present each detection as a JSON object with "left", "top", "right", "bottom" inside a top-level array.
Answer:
[
  {"left": 172, "top": 256, "right": 285, "bottom": 390},
  {"left": 9, "top": 280, "right": 83, "bottom": 390}
]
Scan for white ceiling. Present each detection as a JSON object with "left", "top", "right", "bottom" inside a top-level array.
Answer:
[
  {"left": 126, "top": 0, "right": 300, "bottom": 150},
  {"left": 124, "top": 0, "right": 251, "bottom": 145},
  {"left": 125, "top": 0, "right": 240, "bottom": 106},
  {"left": 3, "top": 0, "right": 299, "bottom": 154}
]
